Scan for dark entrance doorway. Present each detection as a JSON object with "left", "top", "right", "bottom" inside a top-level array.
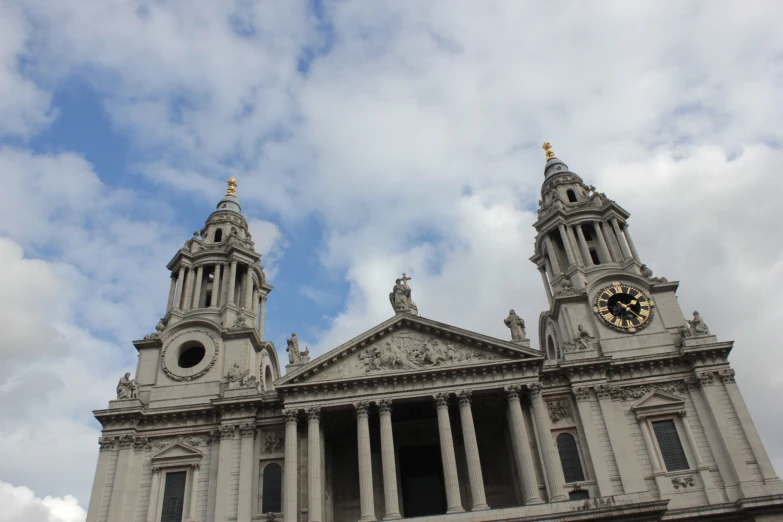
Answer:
[{"left": 399, "top": 446, "right": 447, "bottom": 517}]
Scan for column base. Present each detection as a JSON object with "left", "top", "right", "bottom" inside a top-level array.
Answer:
[
  {"left": 548, "top": 494, "right": 569, "bottom": 502},
  {"left": 383, "top": 515, "right": 402, "bottom": 520},
  {"left": 524, "top": 498, "right": 545, "bottom": 505},
  {"left": 471, "top": 504, "right": 490, "bottom": 511},
  {"left": 446, "top": 507, "right": 465, "bottom": 514},
  {"left": 359, "top": 516, "right": 377, "bottom": 522}
]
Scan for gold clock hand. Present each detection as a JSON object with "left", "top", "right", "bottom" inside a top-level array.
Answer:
[{"left": 618, "top": 302, "right": 642, "bottom": 319}]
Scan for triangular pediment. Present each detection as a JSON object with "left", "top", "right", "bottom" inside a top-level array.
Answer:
[
  {"left": 277, "top": 314, "right": 543, "bottom": 386},
  {"left": 630, "top": 391, "right": 686, "bottom": 417},
  {"left": 151, "top": 442, "right": 204, "bottom": 462}
]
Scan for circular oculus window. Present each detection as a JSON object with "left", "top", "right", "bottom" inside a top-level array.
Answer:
[{"left": 161, "top": 329, "right": 219, "bottom": 381}]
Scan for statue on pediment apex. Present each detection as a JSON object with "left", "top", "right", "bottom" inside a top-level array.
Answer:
[{"left": 389, "top": 273, "right": 419, "bottom": 316}]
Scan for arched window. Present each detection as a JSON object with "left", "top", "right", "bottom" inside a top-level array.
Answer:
[
  {"left": 547, "top": 336, "right": 556, "bottom": 360},
  {"left": 566, "top": 189, "right": 578, "bottom": 203},
  {"left": 264, "top": 366, "right": 274, "bottom": 391},
  {"left": 557, "top": 433, "right": 585, "bottom": 483},
  {"left": 261, "top": 463, "right": 282, "bottom": 513},
  {"left": 214, "top": 228, "right": 223, "bottom": 242}
]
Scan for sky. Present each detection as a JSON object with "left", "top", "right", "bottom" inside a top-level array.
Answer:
[{"left": 1, "top": 1, "right": 783, "bottom": 520}]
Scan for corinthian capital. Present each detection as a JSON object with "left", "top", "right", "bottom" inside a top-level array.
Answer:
[
  {"left": 306, "top": 406, "right": 321, "bottom": 422},
  {"left": 353, "top": 401, "right": 370, "bottom": 417},
  {"left": 432, "top": 392, "right": 450, "bottom": 408},
  {"left": 504, "top": 384, "right": 522, "bottom": 401},
  {"left": 377, "top": 399, "right": 393, "bottom": 414},
  {"left": 456, "top": 390, "right": 472, "bottom": 406},
  {"left": 282, "top": 408, "right": 299, "bottom": 424}
]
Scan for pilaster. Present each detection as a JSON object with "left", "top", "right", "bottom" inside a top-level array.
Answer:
[{"left": 573, "top": 386, "right": 614, "bottom": 497}]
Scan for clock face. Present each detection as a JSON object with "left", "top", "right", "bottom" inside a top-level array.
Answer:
[{"left": 593, "top": 282, "right": 654, "bottom": 333}]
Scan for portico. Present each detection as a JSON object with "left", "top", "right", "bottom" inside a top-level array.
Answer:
[{"left": 275, "top": 314, "right": 573, "bottom": 522}]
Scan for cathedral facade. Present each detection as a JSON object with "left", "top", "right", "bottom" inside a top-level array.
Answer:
[{"left": 86, "top": 147, "right": 783, "bottom": 522}]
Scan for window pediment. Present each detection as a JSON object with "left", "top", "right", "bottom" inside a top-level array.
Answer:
[
  {"left": 151, "top": 442, "right": 204, "bottom": 467},
  {"left": 630, "top": 391, "right": 686, "bottom": 419}
]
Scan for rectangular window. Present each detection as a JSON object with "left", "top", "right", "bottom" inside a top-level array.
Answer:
[
  {"left": 161, "top": 471, "right": 187, "bottom": 522},
  {"left": 652, "top": 420, "right": 689, "bottom": 471}
]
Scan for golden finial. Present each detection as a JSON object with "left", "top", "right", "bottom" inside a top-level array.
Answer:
[
  {"left": 542, "top": 142, "right": 556, "bottom": 160},
  {"left": 226, "top": 177, "right": 237, "bottom": 197}
]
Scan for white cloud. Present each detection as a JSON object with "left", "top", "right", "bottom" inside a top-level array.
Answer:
[
  {"left": 0, "top": 481, "right": 85, "bottom": 522},
  {"left": 248, "top": 218, "right": 288, "bottom": 279},
  {"left": 0, "top": 3, "right": 54, "bottom": 138}
]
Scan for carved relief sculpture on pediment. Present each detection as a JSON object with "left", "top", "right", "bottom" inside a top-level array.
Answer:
[{"left": 306, "top": 330, "right": 502, "bottom": 382}]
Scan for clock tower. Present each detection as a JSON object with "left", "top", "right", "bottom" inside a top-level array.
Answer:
[{"left": 531, "top": 142, "right": 686, "bottom": 361}]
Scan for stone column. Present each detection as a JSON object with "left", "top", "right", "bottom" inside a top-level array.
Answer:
[
  {"left": 456, "top": 391, "right": 489, "bottom": 511},
  {"left": 377, "top": 399, "right": 401, "bottom": 520},
  {"left": 538, "top": 266, "right": 553, "bottom": 306},
  {"left": 433, "top": 393, "right": 464, "bottom": 513},
  {"left": 621, "top": 223, "right": 641, "bottom": 262},
  {"left": 355, "top": 401, "right": 376, "bottom": 522},
  {"left": 187, "top": 464, "right": 200, "bottom": 522},
  {"left": 258, "top": 294, "right": 267, "bottom": 339},
  {"left": 245, "top": 274, "right": 255, "bottom": 311},
  {"left": 592, "top": 222, "right": 612, "bottom": 263},
  {"left": 543, "top": 235, "right": 562, "bottom": 275},
  {"left": 227, "top": 260, "right": 238, "bottom": 306},
  {"left": 601, "top": 221, "right": 623, "bottom": 261},
  {"left": 252, "top": 287, "right": 259, "bottom": 326},
  {"left": 594, "top": 386, "right": 645, "bottom": 494},
  {"left": 166, "top": 276, "right": 177, "bottom": 312},
  {"left": 191, "top": 265, "right": 204, "bottom": 310},
  {"left": 504, "top": 385, "right": 542, "bottom": 505},
  {"left": 145, "top": 467, "right": 161, "bottom": 522},
  {"left": 307, "top": 407, "right": 323, "bottom": 522},
  {"left": 182, "top": 267, "right": 195, "bottom": 311},
  {"left": 214, "top": 425, "right": 235, "bottom": 522},
  {"left": 221, "top": 262, "right": 231, "bottom": 306},
  {"left": 211, "top": 263, "right": 222, "bottom": 308},
  {"left": 241, "top": 266, "right": 250, "bottom": 311},
  {"left": 565, "top": 225, "right": 583, "bottom": 266},
  {"left": 86, "top": 438, "right": 116, "bottom": 522},
  {"left": 611, "top": 219, "right": 632, "bottom": 260},
  {"left": 557, "top": 224, "right": 576, "bottom": 267},
  {"left": 574, "top": 224, "right": 593, "bottom": 267},
  {"left": 720, "top": 369, "right": 780, "bottom": 483},
  {"left": 679, "top": 412, "right": 722, "bottom": 504},
  {"left": 527, "top": 384, "right": 567, "bottom": 502},
  {"left": 283, "top": 410, "right": 299, "bottom": 522},
  {"left": 573, "top": 387, "right": 613, "bottom": 496},
  {"left": 237, "top": 424, "right": 256, "bottom": 522},
  {"left": 173, "top": 266, "right": 186, "bottom": 310}
]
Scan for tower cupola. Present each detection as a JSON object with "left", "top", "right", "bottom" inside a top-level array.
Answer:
[{"left": 530, "top": 143, "right": 643, "bottom": 304}]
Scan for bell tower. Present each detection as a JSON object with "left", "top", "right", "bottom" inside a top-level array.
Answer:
[
  {"left": 131, "top": 178, "right": 278, "bottom": 406},
  {"left": 530, "top": 143, "right": 691, "bottom": 361}
]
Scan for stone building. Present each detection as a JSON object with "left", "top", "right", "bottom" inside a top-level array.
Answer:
[{"left": 86, "top": 146, "right": 783, "bottom": 522}]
